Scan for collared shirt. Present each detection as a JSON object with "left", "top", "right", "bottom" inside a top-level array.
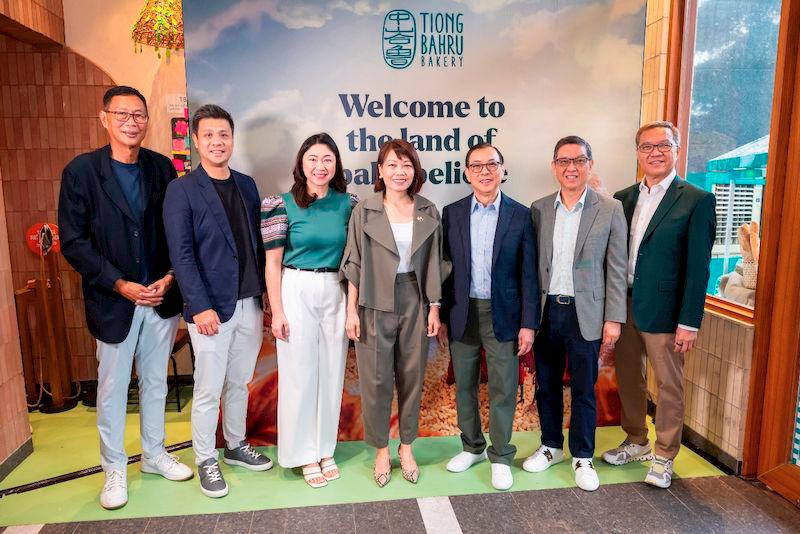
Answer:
[
  {"left": 628, "top": 170, "right": 676, "bottom": 286},
  {"left": 469, "top": 192, "right": 501, "bottom": 299},
  {"left": 549, "top": 187, "right": 588, "bottom": 296}
]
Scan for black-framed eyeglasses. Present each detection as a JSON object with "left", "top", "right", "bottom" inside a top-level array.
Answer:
[
  {"left": 637, "top": 141, "right": 677, "bottom": 153},
  {"left": 105, "top": 109, "right": 149, "bottom": 124},
  {"left": 554, "top": 156, "right": 591, "bottom": 168},
  {"left": 468, "top": 161, "right": 500, "bottom": 173}
]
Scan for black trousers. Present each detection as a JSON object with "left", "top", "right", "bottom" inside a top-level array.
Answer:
[{"left": 534, "top": 296, "right": 600, "bottom": 458}]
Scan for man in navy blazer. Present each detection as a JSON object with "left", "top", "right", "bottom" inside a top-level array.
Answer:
[
  {"left": 439, "top": 143, "right": 540, "bottom": 490},
  {"left": 163, "top": 105, "right": 272, "bottom": 499},
  {"left": 59, "top": 86, "right": 192, "bottom": 510}
]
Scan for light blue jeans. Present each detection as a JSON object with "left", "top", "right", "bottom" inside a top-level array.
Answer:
[{"left": 95, "top": 305, "right": 179, "bottom": 473}]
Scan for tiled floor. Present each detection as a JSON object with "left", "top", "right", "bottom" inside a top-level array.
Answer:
[{"left": 2, "top": 476, "right": 799, "bottom": 533}]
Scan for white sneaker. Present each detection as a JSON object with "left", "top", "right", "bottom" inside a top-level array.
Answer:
[
  {"left": 645, "top": 455, "right": 674, "bottom": 489},
  {"left": 572, "top": 457, "right": 600, "bottom": 491},
  {"left": 446, "top": 450, "right": 488, "bottom": 473},
  {"left": 491, "top": 463, "right": 513, "bottom": 490},
  {"left": 141, "top": 452, "right": 194, "bottom": 481},
  {"left": 522, "top": 445, "right": 565, "bottom": 473},
  {"left": 100, "top": 469, "right": 128, "bottom": 510},
  {"left": 602, "top": 440, "right": 653, "bottom": 465}
]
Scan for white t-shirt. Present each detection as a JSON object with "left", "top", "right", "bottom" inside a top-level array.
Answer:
[{"left": 391, "top": 221, "right": 414, "bottom": 273}]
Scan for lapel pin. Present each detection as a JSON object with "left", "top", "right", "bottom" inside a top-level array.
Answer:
[{"left": 417, "top": 216, "right": 423, "bottom": 221}]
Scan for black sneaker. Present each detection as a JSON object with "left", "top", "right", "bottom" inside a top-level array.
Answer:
[
  {"left": 198, "top": 458, "right": 228, "bottom": 498},
  {"left": 223, "top": 441, "right": 274, "bottom": 471}
]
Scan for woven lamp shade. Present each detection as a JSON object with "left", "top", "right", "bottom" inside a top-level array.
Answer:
[{"left": 131, "top": 0, "right": 184, "bottom": 58}]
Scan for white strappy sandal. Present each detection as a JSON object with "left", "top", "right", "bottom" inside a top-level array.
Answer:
[
  {"left": 302, "top": 464, "right": 328, "bottom": 488},
  {"left": 319, "top": 457, "right": 340, "bottom": 481}
]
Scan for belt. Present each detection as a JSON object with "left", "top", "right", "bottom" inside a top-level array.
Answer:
[
  {"left": 548, "top": 294, "right": 574, "bottom": 305},
  {"left": 283, "top": 265, "right": 338, "bottom": 273}
]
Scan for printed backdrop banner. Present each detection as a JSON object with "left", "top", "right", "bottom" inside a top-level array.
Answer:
[{"left": 183, "top": 0, "right": 646, "bottom": 445}]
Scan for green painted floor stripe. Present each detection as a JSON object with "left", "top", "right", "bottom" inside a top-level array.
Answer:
[{"left": 0, "top": 404, "right": 722, "bottom": 526}]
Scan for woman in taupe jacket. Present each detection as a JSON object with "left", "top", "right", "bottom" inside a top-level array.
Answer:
[{"left": 341, "top": 139, "right": 449, "bottom": 487}]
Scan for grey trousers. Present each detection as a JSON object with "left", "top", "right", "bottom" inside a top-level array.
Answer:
[
  {"left": 356, "top": 272, "right": 428, "bottom": 448},
  {"left": 450, "top": 298, "right": 518, "bottom": 465}
]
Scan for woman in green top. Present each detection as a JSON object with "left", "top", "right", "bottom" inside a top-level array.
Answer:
[{"left": 261, "top": 133, "right": 357, "bottom": 488}]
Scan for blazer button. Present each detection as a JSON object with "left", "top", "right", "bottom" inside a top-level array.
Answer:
[
  {"left": 233, "top": 256, "right": 238, "bottom": 260},
  {"left": 541, "top": 290, "right": 546, "bottom": 294},
  {"left": 133, "top": 230, "right": 139, "bottom": 237},
  {"left": 135, "top": 258, "right": 140, "bottom": 263}
]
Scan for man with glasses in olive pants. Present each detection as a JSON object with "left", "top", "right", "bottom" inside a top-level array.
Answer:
[
  {"left": 439, "top": 143, "right": 539, "bottom": 491},
  {"left": 59, "top": 86, "right": 193, "bottom": 510},
  {"left": 603, "top": 121, "right": 715, "bottom": 488}
]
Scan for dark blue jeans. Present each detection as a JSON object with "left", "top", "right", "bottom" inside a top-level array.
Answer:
[{"left": 534, "top": 296, "right": 600, "bottom": 458}]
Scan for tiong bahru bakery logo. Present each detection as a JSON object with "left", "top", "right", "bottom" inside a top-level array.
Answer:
[{"left": 382, "top": 9, "right": 464, "bottom": 69}]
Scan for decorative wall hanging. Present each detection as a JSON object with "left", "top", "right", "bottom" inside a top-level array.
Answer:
[{"left": 132, "top": 0, "right": 184, "bottom": 59}]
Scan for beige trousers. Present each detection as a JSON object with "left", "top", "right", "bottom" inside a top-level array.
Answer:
[{"left": 615, "top": 297, "right": 685, "bottom": 459}]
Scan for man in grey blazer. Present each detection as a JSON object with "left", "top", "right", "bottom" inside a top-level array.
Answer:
[{"left": 527, "top": 136, "right": 628, "bottom": 491}]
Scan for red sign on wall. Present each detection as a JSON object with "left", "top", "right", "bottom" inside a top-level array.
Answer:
[{"left": 25, "top": 223, "right": 60, "bottom": 256}]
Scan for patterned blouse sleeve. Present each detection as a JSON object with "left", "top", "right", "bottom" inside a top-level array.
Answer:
[
  {"left": 260, "top": 195, "right": 287, "bottom": 250},
  {"left": 348, "top": 192, "right": 360, "bottom": 209}
]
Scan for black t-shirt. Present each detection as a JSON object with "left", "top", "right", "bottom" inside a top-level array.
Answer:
[{"left": 211, "top": 177, "right": 262, "bottom": 299}]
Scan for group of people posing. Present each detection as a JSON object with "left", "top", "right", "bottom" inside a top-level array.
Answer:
[{"left": 58, "top": 86, "right": 715, "bottom": 510}]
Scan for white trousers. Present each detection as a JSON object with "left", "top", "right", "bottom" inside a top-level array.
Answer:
[
  {"left": 188, "top": 297, "right": 263, "bottom": 465},
  {"left": 96, "top": 305, "right": 180, "bottom": 473},
  {"left": 277, "top": 269, "right": 348, "bottom": 468}
]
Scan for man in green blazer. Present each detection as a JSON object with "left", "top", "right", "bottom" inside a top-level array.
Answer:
[{"left": 603, "top": 121, "right": 715, "bottom": 489}]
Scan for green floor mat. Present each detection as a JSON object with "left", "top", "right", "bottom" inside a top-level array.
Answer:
[{"left": 0, "top": 404, "right": 722, "bottom": 526}]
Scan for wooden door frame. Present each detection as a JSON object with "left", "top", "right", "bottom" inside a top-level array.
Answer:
[
  {"left": 743, "top": 0, "right": 800, "bottom": 501},
  {"left": 665, "top": 0, "right": 800, "bottom": 502}
]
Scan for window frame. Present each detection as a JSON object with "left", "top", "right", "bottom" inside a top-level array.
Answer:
[
  {"left": 666, "top": 0, "right": 800, "bottom": 502},
  {"left": 671, "top": 0, "right": 759, "bottom": 325}
]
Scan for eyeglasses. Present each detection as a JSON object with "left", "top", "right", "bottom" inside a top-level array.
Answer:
[
  {"left": 637, "top": 141, "right": 677, "bottom": 153},
  {"left": 554, "top": 156, "right": 590, "bottom": 168},
  {"left": 467, "top": 161, "right": 500, "bottom": 173},
  {"left": 105, "top": 109, "right": 149, "bottom": 124}
]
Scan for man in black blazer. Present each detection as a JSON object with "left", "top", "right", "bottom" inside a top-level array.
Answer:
[
  {"left": 439, "top": 143, "right": 540, "bottom": 490},
  {"left": 603, "top": 121, "right": 715, "bottom": 489},
  {"left": 59, "top": 86, "right": 192, "bottom": 510},
  {"left": 164, "top": 104, "right": 271, "bottom": 499}
]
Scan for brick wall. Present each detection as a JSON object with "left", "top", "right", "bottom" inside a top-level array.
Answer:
[
  {"left": 640, "top": 0, "right": 671, "bottom": 125},
  {"left": 0, "top": 0, "right": 65, "bottom": 45},
  {"left": 0, "top": 162, "right": 30, "bottom": 465},
  {"left": 0, "top": 33, "right": 116, "bottom": 381}
]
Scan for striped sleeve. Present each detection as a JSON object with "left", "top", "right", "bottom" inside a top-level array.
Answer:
[{"left": 260, "top": 195, "right": 287, "bottom": 249}]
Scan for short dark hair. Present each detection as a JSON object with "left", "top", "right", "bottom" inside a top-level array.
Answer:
[
  {"left": 553, "top": 135, "right": 593, "bottom": 160},
  {"left": 375, "top": 139, "right": 425, "bottom": 197},
  {"left": 465, "top": 142, "right": 504, "bottom": 166},
  {"left": 291, "top": 133, "right": 347, "bottom": 209},
  {"left": 636, "top": 121, "right": 681, "bottom": 147},
  {"left": 103, "top": 86, "right": 147, "bottom": 111},
  {"left": 191, "top": 104, "right": 234, "bottom": 134}
]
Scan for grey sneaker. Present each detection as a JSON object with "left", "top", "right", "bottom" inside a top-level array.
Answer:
[
  {"left": 602, "top": 440, "right": 653, "bottom": 465},
  {"left": 198, "top": 458, "right": 228, "bottom": 498},
  {"left": 645, "top": 455, "right": 674, "bottom": 488},
  {"left": 223, "top": 441, "right": 273, "bottom": 472}
]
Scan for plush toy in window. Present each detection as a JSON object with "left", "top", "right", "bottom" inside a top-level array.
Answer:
[{"left": 718, "top": 221, "right": 759, "bottom": 306}]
